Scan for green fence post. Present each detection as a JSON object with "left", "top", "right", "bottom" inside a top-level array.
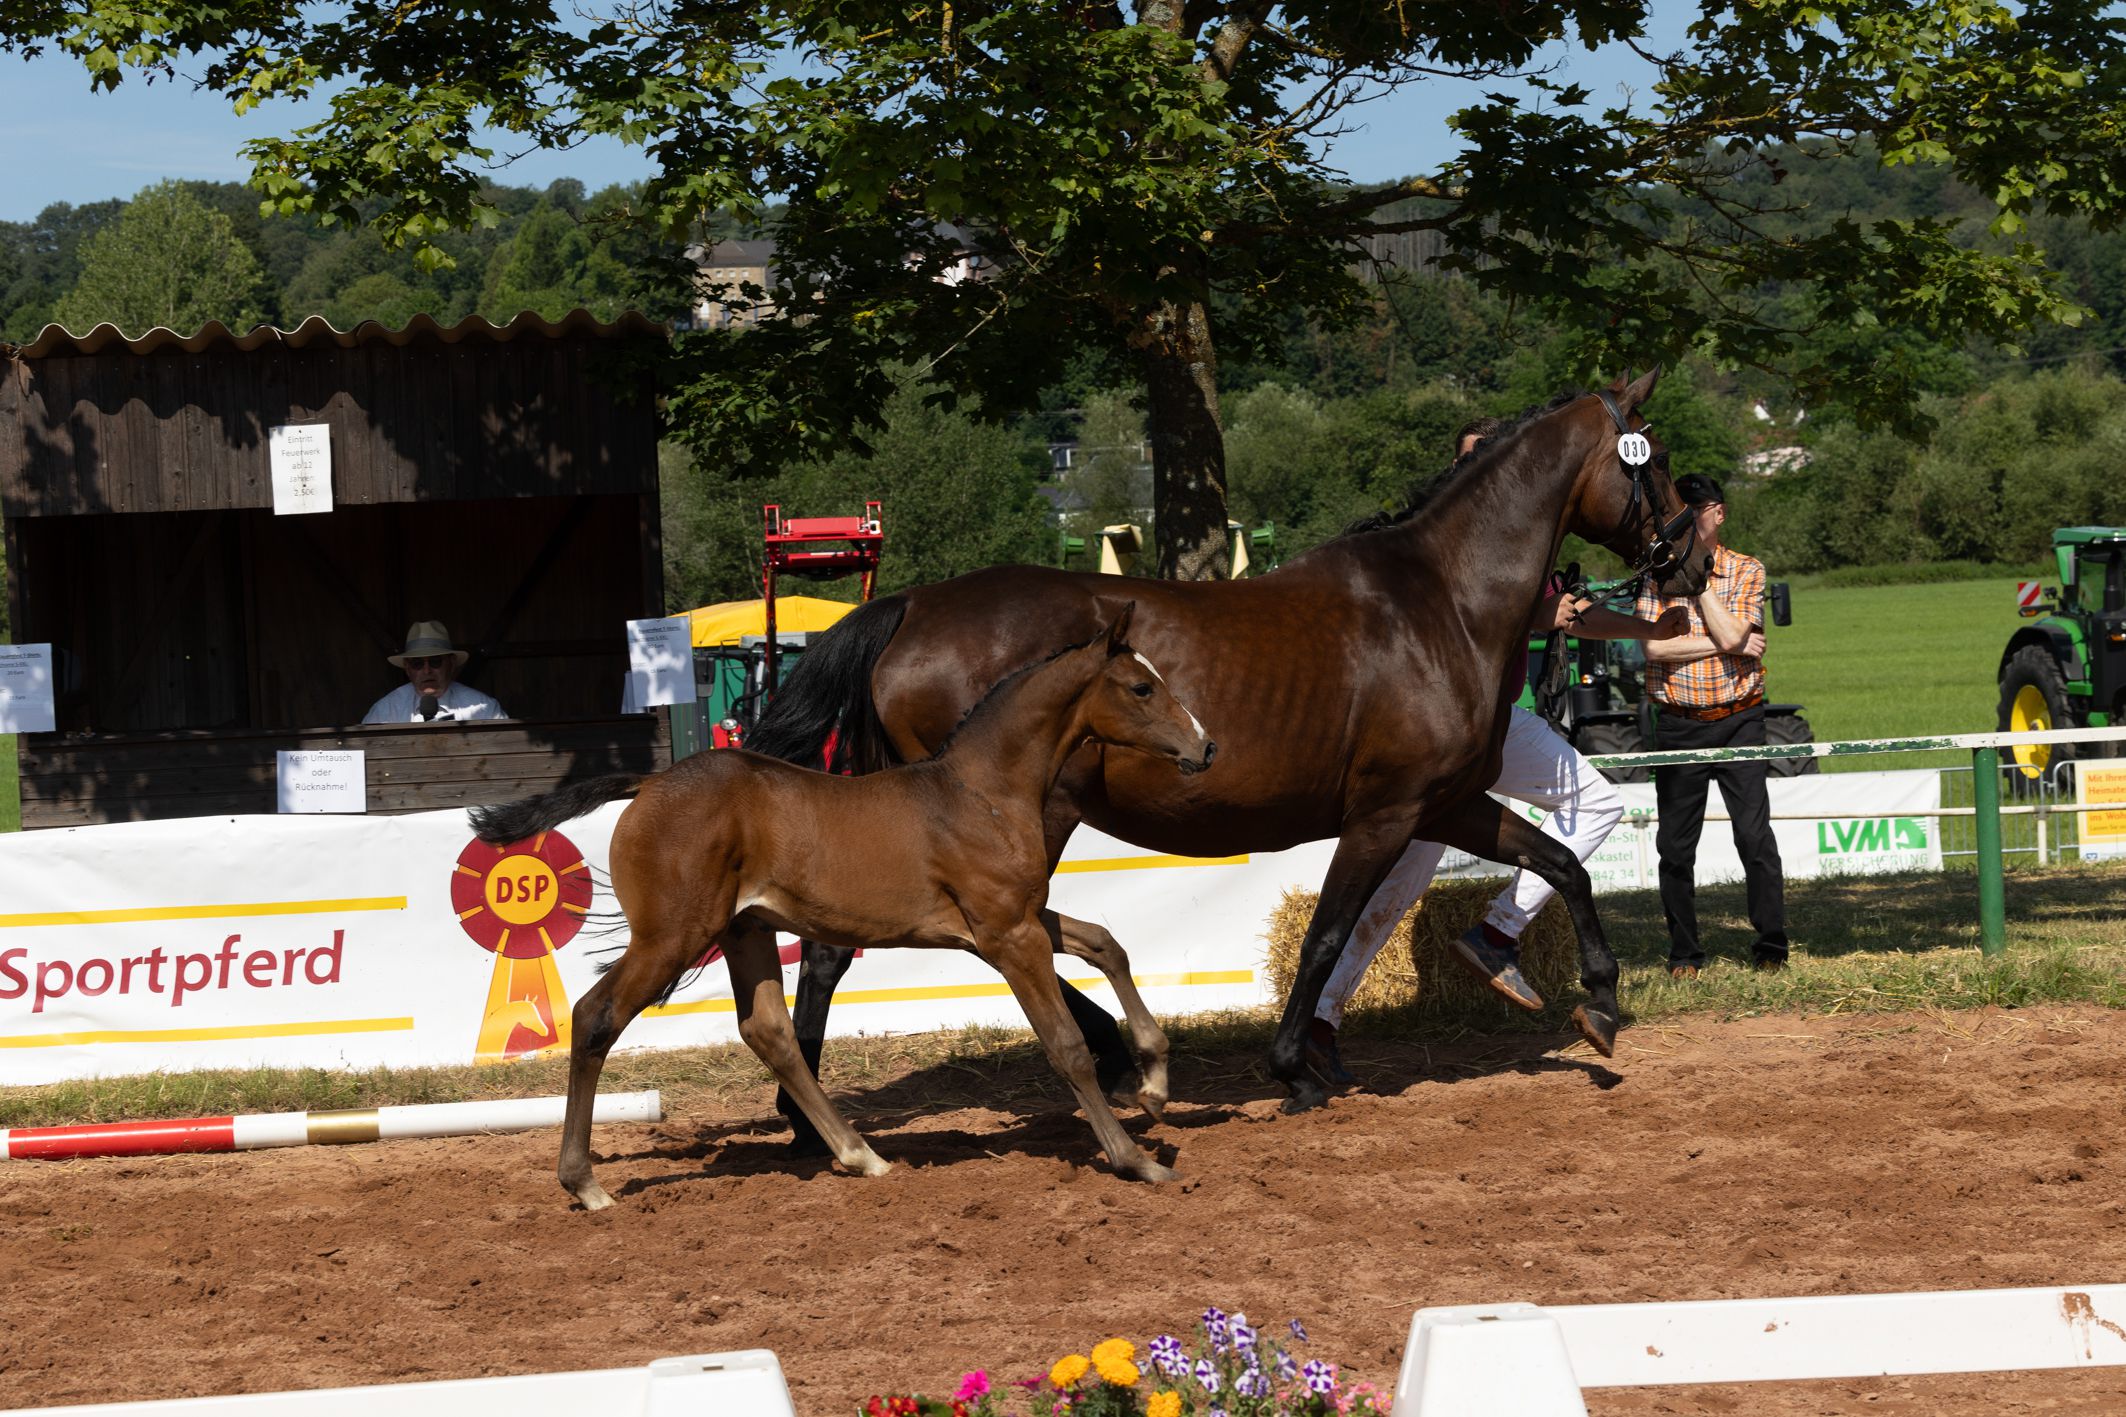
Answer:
[{"left": 1973, "top": 746, "right": 2006, "bottom": 956}]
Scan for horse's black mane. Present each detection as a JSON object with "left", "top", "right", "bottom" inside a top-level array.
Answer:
[
  {"left": 933, "top": 628, "right": 1107, "bottom": 757},
  {"left": 1336, "top": 387, "right": 1588, "bottom": 539}
]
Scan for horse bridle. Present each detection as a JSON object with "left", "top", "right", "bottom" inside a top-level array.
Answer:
[{"left": 1591, "top": 389, "right": 1699, "bottom": 601}]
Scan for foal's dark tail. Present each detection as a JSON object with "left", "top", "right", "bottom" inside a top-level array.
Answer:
[
  {"left": 746, "top": 593, "right": 908, "bottom": 774},
  {"left": 469, "top": 774, "right": 643, "bottom": 844}
]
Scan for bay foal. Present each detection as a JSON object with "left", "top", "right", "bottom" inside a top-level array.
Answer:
[{"left": 470, "top": 606, "right": 1214, "bottom": 1209}]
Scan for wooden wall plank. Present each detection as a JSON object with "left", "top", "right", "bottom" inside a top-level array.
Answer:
[{"left": 17, "top": 714, "right": 671, "bottom": 827}]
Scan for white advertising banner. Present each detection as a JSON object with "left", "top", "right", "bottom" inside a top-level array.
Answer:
[
  {"left": 1435, "top": 767, "right": 1943, "bottom": 888},
  {"left": 0, "top": 768, "right": 1940, "bottom": 1087},
  {"left": 0, "top": 806, "right": 1331, "bottom": 1087}
]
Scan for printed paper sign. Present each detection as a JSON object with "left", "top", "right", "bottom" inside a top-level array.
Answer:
[
  {"left": 0, "top": 643, "right": 56, "bottom": 734},
  {"left": 269, "top": 423, "right": 333, "bottom": 515},
  {"left": 625, "top": 616, "right": 696, "bottom": 708},
  {"left": 2076, "top": 763, "right": 2126, "bottom": 862},
  {"left": 277, "top": 750, "right": 366, "bottom": 814}
]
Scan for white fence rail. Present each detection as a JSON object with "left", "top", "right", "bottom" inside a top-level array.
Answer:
[{"left": 1394, "top": 1284, "right": 2126, "bottom": 1416}]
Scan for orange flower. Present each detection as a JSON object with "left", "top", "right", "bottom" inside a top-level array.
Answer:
[
  {"left": 1147, "top": 1392, "right": 1181, "bottom": 1417},
  {"left": 1050, "top": 1354, "right": 1090, "bottom": 1388},
  {"left": 1091, "top": 1338, "right": 1136, "bottom": 1367}
]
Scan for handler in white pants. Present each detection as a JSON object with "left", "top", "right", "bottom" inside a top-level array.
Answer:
[{"left": 1314, "top": 703, "right": 1624, "bottom": 1033}]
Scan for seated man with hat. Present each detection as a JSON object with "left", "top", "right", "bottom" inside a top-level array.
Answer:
[{"left": 362, "top": 622, "right": 508, "bottom": 724}]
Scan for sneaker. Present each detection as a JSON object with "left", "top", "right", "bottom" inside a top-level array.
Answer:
[
  {"left": 1668, "top": 964, "right": 1699, "bottom": 980},
  {"left": 1304, "top": 1018, "right": 1358, "bottom": 1089},
  {"left": 1448, "top": 923, "right": 1545, "bottom": 1012}
]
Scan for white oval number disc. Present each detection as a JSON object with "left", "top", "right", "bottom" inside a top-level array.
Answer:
[{"left": 1617, "top": 431, "right": 1652, "bottom": 466}]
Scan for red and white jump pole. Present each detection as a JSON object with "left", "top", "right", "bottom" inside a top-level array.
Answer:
[{"left": 0, "top": 1090, "right": 660, "bottom": 1161}]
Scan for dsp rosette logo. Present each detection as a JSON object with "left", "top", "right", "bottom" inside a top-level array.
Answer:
[{"left": 452, "top": 829, "right": 593, "bottom": 1063}]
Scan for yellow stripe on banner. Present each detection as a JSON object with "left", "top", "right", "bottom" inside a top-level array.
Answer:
[
  {"left": 643, "top": 970, "right": 1255, "bottom": 1018},
  {"left": 0, "top": 1017, "right": 417, "bottom": 1049},
  {"left": 0, "top": 897, "right": 408, "bottom": 929},
  {"left": 1054, "top": 853, "right": 1248, "bottom": 874}
]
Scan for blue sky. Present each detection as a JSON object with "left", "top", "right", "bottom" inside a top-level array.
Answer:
[{"left": 3, "top": 11, "right": 1691, "bottom": 223}]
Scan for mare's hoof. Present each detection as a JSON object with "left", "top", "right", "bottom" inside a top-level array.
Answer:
[
  {"left": 786, "top": 1133, "right": 832, "bottom": 1159},
  {"left": 1127, "top": 1160, "right": 1182, "bottom": 1184},
  {"left": 566, "top": 1180, "right": 615, "bottom": 1212},
  {"left": 1135, "top": 1088, "right": 1169, "bottom": 1124},
  {"left": 842, "top": 1151, "right": 893, "bottom": 1178},
  {"left": 1449, "top": 926, "right": 1545, "bottom": 1012},
  {"left": 1571, "top": 1005, "right": 1618, "bottom": 1058},
  {"left": 1281, "top": 1076, "right": 1330, "bottom": 1115}
]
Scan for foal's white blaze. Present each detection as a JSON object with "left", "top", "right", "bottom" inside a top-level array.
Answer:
[{"left": 1135, "top": 651, "right": 1208, "bottom": 742}]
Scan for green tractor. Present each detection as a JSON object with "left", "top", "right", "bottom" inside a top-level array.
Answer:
[
  {"left": 1516, "top": 578, "right": 1816, "bottom": 783},
  {"left": 1996, "top": 527, "right": 2126, "bottom": 789}
]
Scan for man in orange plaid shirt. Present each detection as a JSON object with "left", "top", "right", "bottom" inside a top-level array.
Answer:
[{"left": 1635, "top": 473, "right": 1790, "bottom": 977}]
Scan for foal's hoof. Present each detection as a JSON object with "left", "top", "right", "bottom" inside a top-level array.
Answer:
[
  {"left": 1135, "top": 1088, "right": 1169, "bottom": 1124},
  {"left": 1122, "top": 1157, "right": 1181, "bottom": 1184},
  {"left": 1571, "top": 1004, "right": 1619, "bottom": 1058}
]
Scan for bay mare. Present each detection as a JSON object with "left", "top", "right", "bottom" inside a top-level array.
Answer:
[
  {"left": 470, "top": 607, "right": 1216, "bottom": 1207},
  {"left": 752, "top": 372, "right": 1712, "bottom": 1122}
]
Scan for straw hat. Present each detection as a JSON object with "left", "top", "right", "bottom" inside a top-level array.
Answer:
[{"left": 388, "top": 621, "right": 470, "bottom": 670}]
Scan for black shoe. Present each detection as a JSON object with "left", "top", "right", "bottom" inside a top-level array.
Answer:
[
  {"left": 1752, "top": 950, "right": 1789, "bottom": 974},
  {"left": 1304, "top": 1019, "right": 1358, "bottom": 1089},
  {"left": 1449, "top": 924, "right": 1545, "bottom": 1011}
]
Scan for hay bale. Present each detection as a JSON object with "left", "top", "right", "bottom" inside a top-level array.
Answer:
[{"left": 1262, "top": 878, "right": 1579, "bottom": 1019}]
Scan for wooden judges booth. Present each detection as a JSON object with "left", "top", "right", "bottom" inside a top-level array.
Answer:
[{"left": 0, "top": 310, "right": 672, "bottom": 829}]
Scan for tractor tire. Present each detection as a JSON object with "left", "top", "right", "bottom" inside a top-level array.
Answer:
[
  {"left": 1576, "top": 720, "right": 1648, "bottom": 784},
  {"left": 1765, "top": 711, "right": 1820, "bottom": 776},
  {"left": 1997, "top": 644, "right": 2079, "bottom": 797}
]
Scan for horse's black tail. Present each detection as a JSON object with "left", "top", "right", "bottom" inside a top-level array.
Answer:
[
  {"left": 745, "top": 593, "right": 908, "bottom": 774},
  {"left": 469, "top": 774, "right": 644, "bottom": 844}
]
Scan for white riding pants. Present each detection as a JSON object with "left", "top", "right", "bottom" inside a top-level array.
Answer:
[{"left": 1314, "top": 706, "right": 1624, "bottom": 1027}]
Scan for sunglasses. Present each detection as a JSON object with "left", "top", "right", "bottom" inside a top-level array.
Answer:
[{"left": 404, "top": 655, "right": 453, "bottom": 670}]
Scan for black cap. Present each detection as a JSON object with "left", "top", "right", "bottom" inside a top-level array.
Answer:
[{"left": 1674, "top": 473, "right": 1726, "bottom": 507}]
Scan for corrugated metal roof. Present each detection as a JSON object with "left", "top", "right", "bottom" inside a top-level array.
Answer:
[{"left": 6, "top": 308, "right": 669, "bottom": 359}]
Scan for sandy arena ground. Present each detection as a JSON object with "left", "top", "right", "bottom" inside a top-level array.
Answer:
[{"left": 3, "top": 1006, "right": 2124, "bottom": 1414}]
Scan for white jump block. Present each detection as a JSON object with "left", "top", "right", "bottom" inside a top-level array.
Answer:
[
  {"left": 1393, "top": 1304, "right": 1589, "bottom": 1417},
  {"left": 14, "top": 1350, "right": 795, "bottom": 1417},
  {"left": 1394, "top": 1285, "right": 2126, "bottom": 1416}
]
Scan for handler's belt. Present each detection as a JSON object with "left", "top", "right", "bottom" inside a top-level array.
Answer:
[{"left": 1654, "top": 693, "right": 1763, "bottom": 723}]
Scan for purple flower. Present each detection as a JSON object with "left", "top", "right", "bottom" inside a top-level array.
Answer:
[
  {"left": 1210, "top": 1409, "right": 1227, "bottom": 1417},
  {"left": 1231, "top": 1312, "right": 1258, "bottom": 1352},
  {"left": 1275, "top": 1349, "right": 1298, "bottom": 1380},
  {"left": 1202, "top": 1306, "right": 1230, "bottom": 1352},
  {"left": 1302, "top": 1359, "right": 1335, "bottom": 1395},
  {"left": 1289, "top": 1318, "right": 1310, "bottom": 1344},
  {"left": 1235, "top": 1368, "right": 1271, "bottom": 1398},
  {"left": 1149, "top": 1335, "right": 1187, "bottom": 1378},
  {"left": 1193, "top": 1358, "right": 1221, "bottom": 1394}
]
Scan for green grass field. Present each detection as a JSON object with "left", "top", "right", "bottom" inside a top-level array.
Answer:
[{"left": 1766, "top": 575, "right": 2029, "bottom": 773}]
